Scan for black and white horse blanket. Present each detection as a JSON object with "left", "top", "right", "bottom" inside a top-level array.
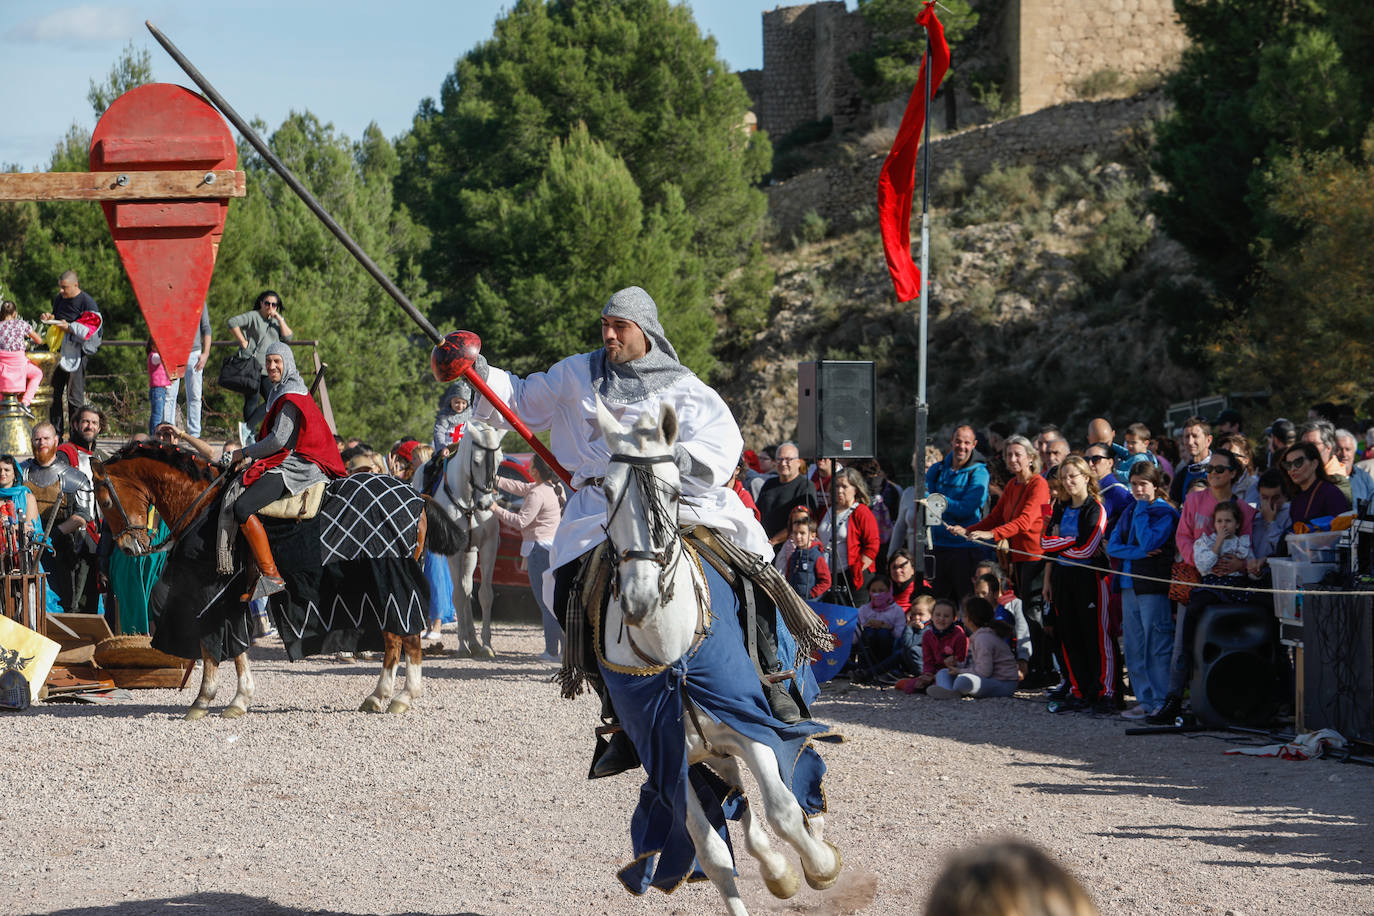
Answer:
[{"left": 152, "top": 474, "right": 429, "bottom": 663}]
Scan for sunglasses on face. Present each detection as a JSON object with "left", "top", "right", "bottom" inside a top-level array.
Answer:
[
  {"left": 1206, "top": 465, "right": 1232, "bottom": 475},
  {"left": 1086, "top": 455, "right": 1111, "bottom": 464},
  {"left": 1283, "top": 456, "right": 1309, "bottom": 471},
  {"left": 890, "top": 561, "right": 911, "bottom": 571}
]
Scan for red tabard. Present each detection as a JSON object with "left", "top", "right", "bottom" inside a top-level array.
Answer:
[{"left": 242, "top": 392, "right": 345, "bottom": 486}]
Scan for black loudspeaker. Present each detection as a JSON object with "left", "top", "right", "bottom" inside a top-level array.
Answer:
[
  {"left": 797, "top": 361, "right": 875, "bottom": 460},
  {"left": 1303, "top": 591, "right": 1374, "bottom": 744},
  {"left": 1190, "top": 604, "right": 1280, "bottom": 727}
]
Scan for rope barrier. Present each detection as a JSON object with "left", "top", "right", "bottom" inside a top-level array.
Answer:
[{"left": 942, "top": 529, "right": 1374, "bottom": 597}]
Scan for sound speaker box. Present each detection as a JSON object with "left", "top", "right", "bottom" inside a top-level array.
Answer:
[
  {"left": 1302, "top": 591, "right": 1374, "bottom": 744},
  {"left": 797, "top": 361, "right": 875, "bottom": 460},
  {"left": 1190, "top": 604, "right": 1280, "bottom": 727}
]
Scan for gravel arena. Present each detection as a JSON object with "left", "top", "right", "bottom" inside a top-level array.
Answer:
[{"left": 5, "top": 623, "right": 1371, "bottom": 916}]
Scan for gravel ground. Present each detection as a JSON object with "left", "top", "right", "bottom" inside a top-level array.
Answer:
[{"left": 4, "top": 622, "right": 1371, "bottom": 916}]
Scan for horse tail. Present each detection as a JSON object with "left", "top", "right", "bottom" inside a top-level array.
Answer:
[{"left": 422, "top": 496, "right": 468, "bottom": 556}]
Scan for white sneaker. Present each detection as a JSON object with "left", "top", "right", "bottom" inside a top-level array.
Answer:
[
  {"left": 1121, "top": 704, "right": 1149, "bottom": 720},
  {"left": 536, "top": 652, "right": 561, "bottom": 665}
]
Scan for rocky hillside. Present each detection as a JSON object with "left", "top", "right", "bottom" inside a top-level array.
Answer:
[{"left": 715, "top": 121, "right": 1209, "bottom": 470}]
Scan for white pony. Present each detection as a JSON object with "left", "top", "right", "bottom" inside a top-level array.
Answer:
[
  {"left": 433, "top": 420, "right": 503, "bottom": 657},
  {"left": 594, "top": 398, "right": 841, "bottom": 916}
]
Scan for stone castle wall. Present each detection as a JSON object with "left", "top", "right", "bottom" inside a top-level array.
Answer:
[
  {"left": 739, "top": 1, "right": 1189, "bottom": 140},
  {"left": 743, "top": 1, "right": 870, "bottom": 140},
  {"left": 1009, "top": 0, "right": 1189, "bottom": 113}
]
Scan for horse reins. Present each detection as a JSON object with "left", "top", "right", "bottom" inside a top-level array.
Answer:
[
  {"left": 602, "top": 452, "right": 722, "bottom": 755},
  {"left": 602, "top": 453, "right": 684, "bottom": 607},
  {"left": 442, "top": 438, "right": 501, "bottom": 524},
  {"left": 96, "top": 455, "right": 231, "bottom": 556}
]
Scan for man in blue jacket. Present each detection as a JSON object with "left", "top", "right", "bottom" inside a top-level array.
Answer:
[{"left": 926, "top": 425, "right": 989, "bottom": 602}]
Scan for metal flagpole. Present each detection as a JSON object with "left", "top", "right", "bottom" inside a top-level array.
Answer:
[{"left": 911, "top": 34, "right": 936, "bottom": 573}]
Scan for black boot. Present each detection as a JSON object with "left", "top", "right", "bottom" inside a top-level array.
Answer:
[
  {"left": 588, "top": 689, "right": 640, "bottom": 779},
  {"left": 1147, "top": 693, "right": 1184, "bottom": 726},
  {"left": 764, "top": 679, "right": 804, "bottom": 724},
  {"left": 589, "top": 729, "right": 640, "bottom": 779}
]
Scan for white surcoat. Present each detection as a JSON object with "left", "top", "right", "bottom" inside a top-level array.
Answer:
[{"left": 475, "top": 353, "right": 770, "bottom": 593}]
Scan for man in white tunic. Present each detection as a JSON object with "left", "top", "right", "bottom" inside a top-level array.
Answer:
[
  {"left": 474, "top": 286, "right": 769, "bottom": 581},
  {"left": 465, "top": 287, "right": 799, "bottom": 775}
]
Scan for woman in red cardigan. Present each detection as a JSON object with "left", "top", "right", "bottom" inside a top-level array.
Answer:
[
  {"left": 949, "top": 434, "right": 1055, "bottom": 686},
  {"left": 818, "top": 466, "right": 880, "bottom": 603},
  {"left": 949, "top": 436, "right": 1049, "bottom": 587}
]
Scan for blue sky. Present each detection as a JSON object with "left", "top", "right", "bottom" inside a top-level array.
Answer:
[{"left": 0, "top": 0, "right": 847, "bottom": 169}]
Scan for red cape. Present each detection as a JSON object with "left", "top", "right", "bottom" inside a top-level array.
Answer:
[{"left": 243, "top": 391, "right": 345, "bottom": 485}]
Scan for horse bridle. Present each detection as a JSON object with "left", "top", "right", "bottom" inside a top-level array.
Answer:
[
  {"left": 94, "top": 457, "right": 229, "bottom": 556},
  {"left": 602, "top": 453, "right": 682, "bottom": 607},
  {"left": 442, "top": 438, "right": 502, "bottom": 523}
]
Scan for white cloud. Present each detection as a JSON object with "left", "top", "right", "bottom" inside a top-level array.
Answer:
[{"left": 8, "top": 4, "right": 141, "bottom": 44}]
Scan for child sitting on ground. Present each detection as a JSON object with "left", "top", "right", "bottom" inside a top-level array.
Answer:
[
  {"left": 899, "top": 597, "right": 967, "bottom": 693},
  {"left": 972, "top": 570, "right": 1031, "bottom": 682},
  {"left": 855, "top": 575, "right": 904, "bottom": 668},
  {"left": 777, "top": 512, "right": 831, "bottom": 600},
  {"left": 867, "top": 594, "right": 932, "bottom": 685},
  {"left": 927, "top": 596, "right": 1020, "bottom": 699}
]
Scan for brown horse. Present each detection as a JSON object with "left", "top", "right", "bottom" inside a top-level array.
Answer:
[{"left": 92, "top": 442, "right": 464, "bottom": 718}]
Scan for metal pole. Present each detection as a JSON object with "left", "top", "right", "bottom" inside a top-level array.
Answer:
[
  {"left": 145, "top": 21, "right": 442, "bottom": 344},
  {"left": 911, "top": 39, "right": 936, "bottom": 568}
]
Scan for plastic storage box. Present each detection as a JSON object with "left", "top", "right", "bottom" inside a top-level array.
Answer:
[
  {"left": 1269, "top": 557, "right": 1336, "bottom": 622},
  {"left": 1285, "top": 530, "right": 1344, "bottom": 564}
]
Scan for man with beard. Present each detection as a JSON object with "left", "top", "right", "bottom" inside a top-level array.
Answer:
[
  {"left": 58, "top": 405, "right": 107, "bottom": 471},
  {"left": 22, "top": 422, "right": 96, "bottom": 611}
]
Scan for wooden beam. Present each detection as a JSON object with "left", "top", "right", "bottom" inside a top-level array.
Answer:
[{"left": 0, "top": 169, "right": 246, "bottom": 201}]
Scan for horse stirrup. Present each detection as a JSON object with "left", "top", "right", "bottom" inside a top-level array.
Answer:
[{"left": 245, "top": 573, "right": 286, "bottom": 602}]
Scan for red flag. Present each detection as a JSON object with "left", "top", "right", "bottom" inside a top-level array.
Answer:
[{"left": 878, "top": 3, "right": 950, "bottom": 303}]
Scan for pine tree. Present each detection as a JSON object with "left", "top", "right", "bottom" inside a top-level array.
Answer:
[{"left": 396, "top": 0, "right": 770, "bottom": 378}]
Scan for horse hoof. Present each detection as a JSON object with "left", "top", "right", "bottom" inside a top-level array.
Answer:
[
  {"left": 359, "top": 696, "right": 385, "bottom": 713},
  {"left": 220, "top": 706, "right": 247, "bottom": 720},
  {"left": 185, "top": 707, "right": 209, "bottom": 721},
  {"left": 765, "top": 864, "right": 800, "bottom": 900},
  {"left": 803, "top": 841, "right": 843, "bottom": 891},
  {"left": 386, "top": 699, "right": 410, "bottom": 715},
  {"left": 476, "top": 644, "right": 496, "bottom": 659},
  {"left": 453, "top": 646, "right": 473, "bottom": 659}
]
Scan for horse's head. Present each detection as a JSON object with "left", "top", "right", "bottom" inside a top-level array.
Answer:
[
  {"left": 596, "top": 395, "right": 682, "bottom": 626},
  {"left": 449, "top": 420, "right": 504, "bottom": 512},
  {"left": 94, "top": 443, "right": 222, "bottom": 557},
  {"left": 91, "top": 460, "right": 156, "bottom": 556},
  {"left": 469, "top": 421, "right": 504, "bottom": 510}
]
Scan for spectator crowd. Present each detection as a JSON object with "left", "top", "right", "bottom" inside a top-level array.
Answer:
[
  {"left": 747, "top": 407, "right": 1364, "bottom": 725},
  {"left": 4, "top": 269, "right": 1357, "bottom": 732}
]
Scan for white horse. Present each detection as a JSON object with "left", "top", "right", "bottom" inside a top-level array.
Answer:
[
  {"left": 594, "top": 398, "right": 842, "bottom": 916},
  {"left": 433, "top": 420, "right": 503, "bottom": 657}
]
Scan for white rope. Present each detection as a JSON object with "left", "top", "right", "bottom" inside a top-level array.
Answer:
[{"left": 944, "top": 530, "right": 1368, "bottom": 597}]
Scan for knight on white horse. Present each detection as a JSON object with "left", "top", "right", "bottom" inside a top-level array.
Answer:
[{"left": 440, "top": 286, "right": 823, "bottom": 778}]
